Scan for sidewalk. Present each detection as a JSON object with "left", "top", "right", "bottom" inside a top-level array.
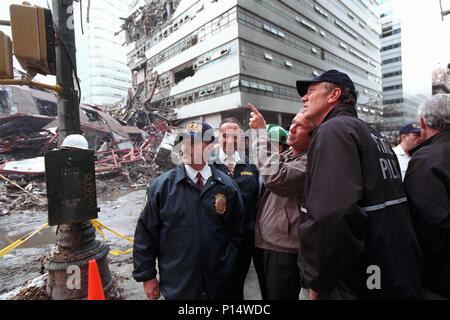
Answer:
[{"left": 0, "top": 188, "right": 262, "bottom": 300}]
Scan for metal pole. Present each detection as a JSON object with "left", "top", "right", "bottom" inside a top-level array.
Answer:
[
  {"left": 52, "top": 0, "right": 80, "bottom": 145},
  {"left": 46, "top": 0, "right": 115, "bottom": 300},
  {"left": 0, "top": 79, "right": 62, "bottom": 93}
]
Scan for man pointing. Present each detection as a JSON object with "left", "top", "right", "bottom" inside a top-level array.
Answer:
[
  {"left": 296, "top": 70, "right": 423, "bottom": 299},
  {"left": 248, "top": 103, "right": 310, "bottom": 300}
]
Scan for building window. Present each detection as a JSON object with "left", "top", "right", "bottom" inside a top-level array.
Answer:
[
  {"left": 381, "top": 56, "right": 402, "bottom": 65},
  {"left": 383, "top": 98, "right": 404, "bottom": 104},
  {"left": 381, "top": 28, "right": 401, "bottom": 38},
  {"left": 382, "top": 70, "right": 402, "bottom": 78},
  {"left": 383, "top": 84, "right": 403, "bottom": 91},
  {"left": 264, "top": 52, "right": 273, "bottom": 61},
  {"left": 381, "top": 42, "right": 401, "bottom": 52}
]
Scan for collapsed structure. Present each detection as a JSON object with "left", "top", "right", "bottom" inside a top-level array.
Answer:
[{"left": 0, "top": 75, "right": 176, "bottom": 178}]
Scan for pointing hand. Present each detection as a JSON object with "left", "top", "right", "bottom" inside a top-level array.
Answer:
[{"left": 248, "top": 103, "right": 266, "bottom": 129}]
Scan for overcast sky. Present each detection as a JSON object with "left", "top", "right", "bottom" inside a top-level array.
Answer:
[{"left": 1, "top": 0, "right": 449, "bottom": 84}]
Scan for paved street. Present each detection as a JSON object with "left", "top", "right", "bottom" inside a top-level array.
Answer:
[{"left": 0, "top": 188, "right": 263, "bottom": 300}]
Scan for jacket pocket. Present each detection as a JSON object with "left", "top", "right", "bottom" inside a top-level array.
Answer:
[{"left": 259, "top": 207, "right": 290, "bottom": 242}]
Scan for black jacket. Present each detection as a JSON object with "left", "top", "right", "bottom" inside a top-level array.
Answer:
[
  {"left": 210, "top": 151, "right": 260, "bottom": 231},
  {"left": 132, "top": 164, "right": 245, "bottom": 300},
  {"left": 298, "top": 104, "right": 423, "bottom": 299},
  {"left": 404, "top": 130, "right": 450, "bottom": 298}
]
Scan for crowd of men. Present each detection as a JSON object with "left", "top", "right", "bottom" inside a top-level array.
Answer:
[{"left": 132, "top": 70, "right": 449, "bottom": 300}]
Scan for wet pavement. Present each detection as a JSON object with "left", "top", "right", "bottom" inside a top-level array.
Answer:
[{"left": 0, "top": 188, "right": 262, "bottom": 300}]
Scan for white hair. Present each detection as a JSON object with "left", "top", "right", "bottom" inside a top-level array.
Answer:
[{"left": 417, "top": 94, "right": 450, "bottom": 130}]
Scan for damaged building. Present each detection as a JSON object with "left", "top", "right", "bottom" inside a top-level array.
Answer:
[{"left": 123, "top": 0, "right": 384, "bottom": 129}]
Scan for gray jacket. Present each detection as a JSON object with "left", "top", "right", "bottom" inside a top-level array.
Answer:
[{"left": 251, "top": 132, "right": 307, "bottom": 254}]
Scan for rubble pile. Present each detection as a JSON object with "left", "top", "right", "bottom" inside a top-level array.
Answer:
[
  {"left": 120, "top": 0, "right": 180, "bottom": 46},
  {"left": 0, "top": 273, "right": 49, "bottom": 300},
  {"left": 0, "top": 113, "right": 57, "bottom": 163},
  {"left": 0, "top": 180, "right": 47, "bottom": 216}
]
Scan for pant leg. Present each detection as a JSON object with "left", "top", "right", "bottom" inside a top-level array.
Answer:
[
  {"left": 424, "top": 289, "right": 447, "bottom": 300},
  {"left": 253, "top": 246, "right": 268, "bottom": 300},
  {"left": 263, "top": 249, "right": 300, "bottom": 300},
  {"left": 219, "top": 229, "right": 253, "bottom": 300},
  {"left": 317, "top": 281, "right": 360, "bottom": 300}
]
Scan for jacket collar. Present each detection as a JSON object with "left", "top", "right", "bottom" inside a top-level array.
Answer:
[
  {"left": 209, "top": 148, "right": 246, "bottom": 165},
  {"left": 409, "top": 129, "right": 450, "bottom": 156},
  {"left": 174, "top": 163, "right": 227, "bottom": 185},
  {"left": 309, "top": 104, "right": 358, "bottom": 137}
]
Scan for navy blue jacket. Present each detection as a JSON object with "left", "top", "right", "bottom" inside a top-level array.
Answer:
[
  {"left": 210, "top": 151, "right": 260, "bottom": 231},
  {"left": 298, "top": 104, "right": 423, "bottom": 299},
  {"left": 405, "top": 130, "right": 450, "bottom": 298},
  {"left": 132, "top": 163, "right": 245, "bottom": 300}
]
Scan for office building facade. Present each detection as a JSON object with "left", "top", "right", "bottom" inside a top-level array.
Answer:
[
  {"left": 125, "top": 0, "right": 382, "bottom": 130},
  {"left": 379, "top": 0, "right": 431, "bottom": 137},
  {"left": 74, "top": 0, "right": 131, "bottom": 106}
]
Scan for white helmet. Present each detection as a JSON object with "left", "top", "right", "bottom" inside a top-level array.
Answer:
[{"left": 61, "top": 134, "right": 89, "bottom": 150}]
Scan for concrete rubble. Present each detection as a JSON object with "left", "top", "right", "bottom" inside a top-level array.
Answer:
[{"left": 0, "top": 82, "right": 182, "bottom": 218}]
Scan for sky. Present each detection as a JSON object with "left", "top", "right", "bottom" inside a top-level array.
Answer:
[{"left": 1, "top": 0, "right": 449, "bottom": 86}]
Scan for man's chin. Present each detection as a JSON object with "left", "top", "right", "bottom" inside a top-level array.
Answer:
[{"left": 287, "top": 137, "right": 294, "bottom": 146}]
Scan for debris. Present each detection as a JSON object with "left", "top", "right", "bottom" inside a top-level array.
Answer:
[
  {"left": 0, "top": 113, "right": 57, "bottom": 161},
  {"left": 0, "top": 273, "right": 49, "bottom": 300}
]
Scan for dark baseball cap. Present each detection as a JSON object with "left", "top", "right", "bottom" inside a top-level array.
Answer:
[
  {"left": 179, "top": 120, "right": 215, "bottom": 143},
  {"left": 399, "top": 122, "right": 421, "bottom": 135},
  {"left": 296, "top": 69, "right": 356, "bottom": 97}
]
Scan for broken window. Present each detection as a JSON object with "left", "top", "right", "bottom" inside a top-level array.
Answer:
[
  {"left": 230, "top": 79, "right": 239, "bottom": 89},
  {"left": 83, "top": 109, "right": 101, "bottom": 122},
  {"left": 35, "top": 98, "right": 57, "bottom": 117},
  {"left": 0, "top": 88, "right": 12, "bottom": 114},
  {"left": 174, "top": 65, "right": 195, "bottom": 84}
]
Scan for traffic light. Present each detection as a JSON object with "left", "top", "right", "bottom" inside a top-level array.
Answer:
[
  {"left": 0, "top": 31, "right": 13, "bottom": 79},
  {"left": 9, "top": 4, "right": 56, "bottom": 76}
]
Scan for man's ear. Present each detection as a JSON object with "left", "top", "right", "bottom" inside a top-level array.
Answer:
[
  {"left": 203, "top": 141, "right": 214, "bottom": 154},
  {"left": 328, "top": 87, "right": 341, "bottom": 104},
  {"left": 400, "top": 133, "right": 407, "bottom": 142},
  {"left": 202, "top": 142, "right": 215, "bottom": 162},
  {"left": 419, "top": 116, "right": 426, "bottom": 131}
]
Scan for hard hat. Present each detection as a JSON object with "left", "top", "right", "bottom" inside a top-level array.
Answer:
[
  {"left": 61, "top": 134, "right": 89, "bottom": 150},
  {"left": 267, "top": 124, "right": 288, "bottom": 144}
]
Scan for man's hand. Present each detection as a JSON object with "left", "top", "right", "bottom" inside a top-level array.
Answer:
[
  {"left": 310, "top": 289, "right": 318, "bottom": 300},
  {"left": 143, "top": 278, "right": 160, "bottom": 300},
  {"left": 248, "top": 103, "right": 266, "bottom": 129}
]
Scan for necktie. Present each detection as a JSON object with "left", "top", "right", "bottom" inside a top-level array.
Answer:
[
  {"left": 196, "top": 172, "right": 204, "bottom": 191},
  {"left": 226, "top": 156, "right": 235, "bottom": 177}
]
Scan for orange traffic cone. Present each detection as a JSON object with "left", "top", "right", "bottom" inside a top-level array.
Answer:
[{"left": 88, "top": 259, "right": 105, "bottom": 300}]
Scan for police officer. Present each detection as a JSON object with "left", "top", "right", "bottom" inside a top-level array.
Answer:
[
  {"left": 132, "top": 120, "right": 245, "bottom": 300},
  {"left": 210, "top": 117, "right": 261, "bottom": 300},
  {"left": 296, "top": 70, "right": 423, "bottom": 299},
  {"left": 393, "top": 122, "right": 422, "bottom": 180}
]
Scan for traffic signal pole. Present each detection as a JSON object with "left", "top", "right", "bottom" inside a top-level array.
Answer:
[
  {"left": 46, "top": 0, "right": 115, "bottom": 300},
  {"left": 52, "top": 0, "right": 80, "bottom": 144}
]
